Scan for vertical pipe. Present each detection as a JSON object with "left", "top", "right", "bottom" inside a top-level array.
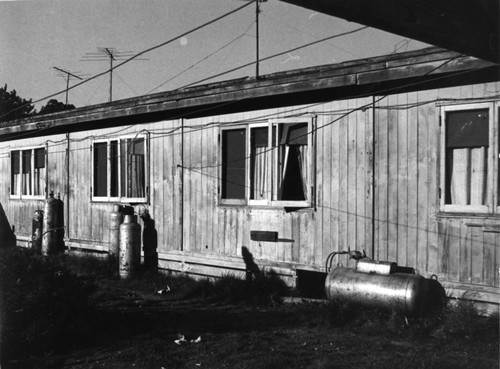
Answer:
[
  {"left": 65, "top": 134, "right": 70, "bottom": 243},
  {"left": 371, "top": 96, "right": 376, "bottom": 259},
  {"left": 180, "top": 118, "right": 184, "bottom": 252}
]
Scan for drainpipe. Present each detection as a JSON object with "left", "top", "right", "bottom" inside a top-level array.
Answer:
[
  {"left": 371, "top": 96, "right": 376, "bottom": 259},
  {"left": 65, "top": 133, "right": 70, "bottom": 243},
  {"left": 180, "top": 118, "right": 184, "bottom": 252}
]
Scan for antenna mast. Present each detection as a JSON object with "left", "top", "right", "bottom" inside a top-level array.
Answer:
[
  {"left": 81, "top": 48, "right": 147, "bottom": 103},
  {"left": 254, "top": 0, "right": 267, "bottom": 78},
  {"left": 52, "top": 67, "right": 85, "bottom": 105}
]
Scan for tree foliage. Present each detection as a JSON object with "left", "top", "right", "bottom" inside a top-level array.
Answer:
[
  {"left": 0, "top": 84, "right": 35, "bottom": 122},
  {"left": 38, "top": 99, "right": 75, "bottom": 115}
]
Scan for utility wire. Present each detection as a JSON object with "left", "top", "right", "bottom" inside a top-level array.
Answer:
[
  {"left": 178, "top": 26, "right": 369, "bottom": 89},
  {"left": 0, "top": 1, "right": 254, "bottom": 121},
  {"left": 147, "top": 20, "right": 255, "bottom": 95},
  {"left": 0, "top": 62, "right": 494, "bottom": 155}
]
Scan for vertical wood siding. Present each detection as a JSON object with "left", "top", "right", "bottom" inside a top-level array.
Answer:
[{"left": 0, "top": 81, "right": 498, "bottom": 297}]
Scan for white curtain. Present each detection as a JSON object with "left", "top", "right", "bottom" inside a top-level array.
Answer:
[
  {"left": 450, "top": 147, "right": 487, "bottom": 205},
  {"left": 252, "top": 146, "right": 267, "bottom": 200}
]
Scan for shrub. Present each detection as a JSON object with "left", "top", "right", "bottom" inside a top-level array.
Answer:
[{"left": 0, "top": 247, "right": 96, "bottom": 362}]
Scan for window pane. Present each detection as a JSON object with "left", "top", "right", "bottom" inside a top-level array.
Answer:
[
  {"left": 121, "top": 138, "right": 145, "bottom": 198},
  {"left": 446, "top": 109, "right": 488, "bottom": 148},
  {"left": 445, "top": 110, "right": 489, "bottom": 205},
  {"left": 33, "top": 148, "right": 46, "bottom": 197},
  {"left": 34, "top": 148, "right": 45, "bottom": 168},
  {"left": 110, "top": 141, "right": 119, "bottom": 197},
  {"left": 94, "top": 142, "right": 108, "bottom": 197},
  {"left": 277, "top": 123, "right": 308, "bottom": 201},
  {"left": 221, "top": 129, "right": 246, "bottom": 199},
  {"left": 250, "top": 127, "right": 268, "bottom": 200},
  {"left": 22, "top": 150, "right": 32, "bottom": 195},
  {"left": 11, "top": 151, "right": 20, "bottom": 195}
]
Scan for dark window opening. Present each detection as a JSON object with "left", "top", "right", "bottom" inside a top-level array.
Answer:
[
  {"left": 94, "top": 142, "right": 107, "bottom": 197},
  {"left": 110, "top": 140, "right": 119, "bottom": 197},
  {"left": 221, "top": 129, "right": 246, "bottom": 200},
  {"left": 277, "top": 123, "right": 308, "bottom": 201}
]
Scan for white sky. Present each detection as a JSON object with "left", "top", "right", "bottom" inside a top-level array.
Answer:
[{"left": 0, "top": 0, "right": 428, "bottom": 110}]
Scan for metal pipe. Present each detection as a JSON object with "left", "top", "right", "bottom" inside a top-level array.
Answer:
[
  {"left": 180, "top": 118, "right": 184, "bottom": 252},
  {"left": 65, "top": 133, "right": 70, "bottom": 242},
  {"left": 371, "top": 95, "right": 376, "bottom": 259}
]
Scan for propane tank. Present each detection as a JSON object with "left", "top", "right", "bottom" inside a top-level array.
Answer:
[
  {"left": 119, "top": 213, "right": 141, "bottom": 278},
  {"left": 32, "top": 210, "right": 43, "bottom": 254},
  {"left": 109, "top": 204, "right": 124, "bottom": 257},
  {"left": 325, "top": 259, "right": 445, "bottom": 316},
  {"left": 42, "top": 192, "right": 64, "bottom": 255}
]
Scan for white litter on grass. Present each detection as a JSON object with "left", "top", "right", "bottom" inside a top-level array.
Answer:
[
  {"left": 191, "top": 336, "right": 202, "bottom": 343},
  {"left": 174, "top": 334, "right": 202, "bottom": 345},
  {"left": 156, "top": 286, "right": 171, "bottom": 294},
  {"left": 174, "top": 334, "right": 187, "bottom": 345}
]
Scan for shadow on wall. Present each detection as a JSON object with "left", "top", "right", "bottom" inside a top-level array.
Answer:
[
  {"left": 0, "top": 202, "right": 16, "bottom": 247},
  {"left": 242, "top": 246, "right": 260, "bottom": 281},
  {"left": 141, "top": 211, "right": 158, "bottom": 271}
]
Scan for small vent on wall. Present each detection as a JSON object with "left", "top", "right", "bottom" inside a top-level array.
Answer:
[{"left": 250, "top": 230, "right": 278, "bottom": 242}]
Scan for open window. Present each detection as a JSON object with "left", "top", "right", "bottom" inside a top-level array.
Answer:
[
  {"left": 92, "top": 135, "right": 148, "bottom": 203},
  {"left": 10, "top": 147, "right": 47, "bottom": 199},
  {"left": 220, "top": 117, "right": 314, "bottom": 208},
  {"left": 440, "top": 102, "right": 499, "bottom": 213}
]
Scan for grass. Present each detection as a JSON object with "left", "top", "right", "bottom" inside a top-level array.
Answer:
[{"left": 0, "top": 246, "right": 498, "bottom": 369}]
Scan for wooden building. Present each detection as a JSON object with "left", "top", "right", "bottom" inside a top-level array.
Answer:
[{"left": 0, "top": 47, "right": 499, "bottom": 310}]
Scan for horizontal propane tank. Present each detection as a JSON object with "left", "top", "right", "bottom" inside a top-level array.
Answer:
[{"left": 325, "top": 259, "right": 445, "bottom": 316}]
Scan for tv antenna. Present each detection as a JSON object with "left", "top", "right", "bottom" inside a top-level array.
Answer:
[
  {"left": 81, "top": 47, "right": 148, "bottom": 102},
  {"left": 52, "top": 67, "right": 87, "bottom": 105}
]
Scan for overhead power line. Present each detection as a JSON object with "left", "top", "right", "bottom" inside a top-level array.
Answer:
[
  {"left": 178, "top": 26, "right": 369, "bottom": 89},
  {"left": 0, "top": 1, "right": 254, "bottom": 121}
]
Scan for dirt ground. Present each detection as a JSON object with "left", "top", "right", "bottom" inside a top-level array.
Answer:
[
  {"left": 25, "top": 287, "right": 499, "bottom": 369},
  {"left": 1, "top": 247, "right": 498, "bottom": 369}
]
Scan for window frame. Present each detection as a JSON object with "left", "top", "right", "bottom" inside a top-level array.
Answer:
[
  {"left": 10, "top": 145, "right": 47, "bottom": 200},
  {"left": 440, "top": 102, "right": 499, "bottom": 214},
  {"left": 219, "top": 117, "right": 315, "bottom": 208},
  {"left": 91, "top": 134, "right": 149, "bottom": 203}
]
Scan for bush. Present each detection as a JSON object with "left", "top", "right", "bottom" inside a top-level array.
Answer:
[{"left": 0, "top": 247, "right": 96, "bottom": 363}]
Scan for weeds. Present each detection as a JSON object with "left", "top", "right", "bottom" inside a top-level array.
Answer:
[
  {"left": 0, "top": 247, "right": 96, "bottom": 362},
  {"left": 184, "top": 271, "right": 289, "bottom": 305}
]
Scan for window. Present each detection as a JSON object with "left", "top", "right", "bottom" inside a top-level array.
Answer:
[
  {"left": 440, "top": 102, "right": 499, "bottom": 213},
  {"left": 92, "top": 136, "right": 147, "bottom": 202},
  {"left": 220, "top": 117, "right": 314, "bottom": 207},
  {"left": 10, "top": 147, "right": 46, "bottom": 199}
]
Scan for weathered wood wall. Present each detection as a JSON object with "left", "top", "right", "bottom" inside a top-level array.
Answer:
[{"left": 0, "top": 81, "right": 498, "bottom": 304}]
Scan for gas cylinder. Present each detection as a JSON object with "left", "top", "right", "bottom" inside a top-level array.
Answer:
[
  {"left": 42, "top": 192, "right": 64, "bottom": 255},
  {"left": 119, "top": 214, "right": 141, "bottom": 278},
  {"left": 109, "top": 204, "right": 123, "bottom": 257},
  {"left": 32, "top": 210, "right": 43, "bottom": 254},
  {"left": 325, "top": 259, "right": 445, "bottom": 316}
]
